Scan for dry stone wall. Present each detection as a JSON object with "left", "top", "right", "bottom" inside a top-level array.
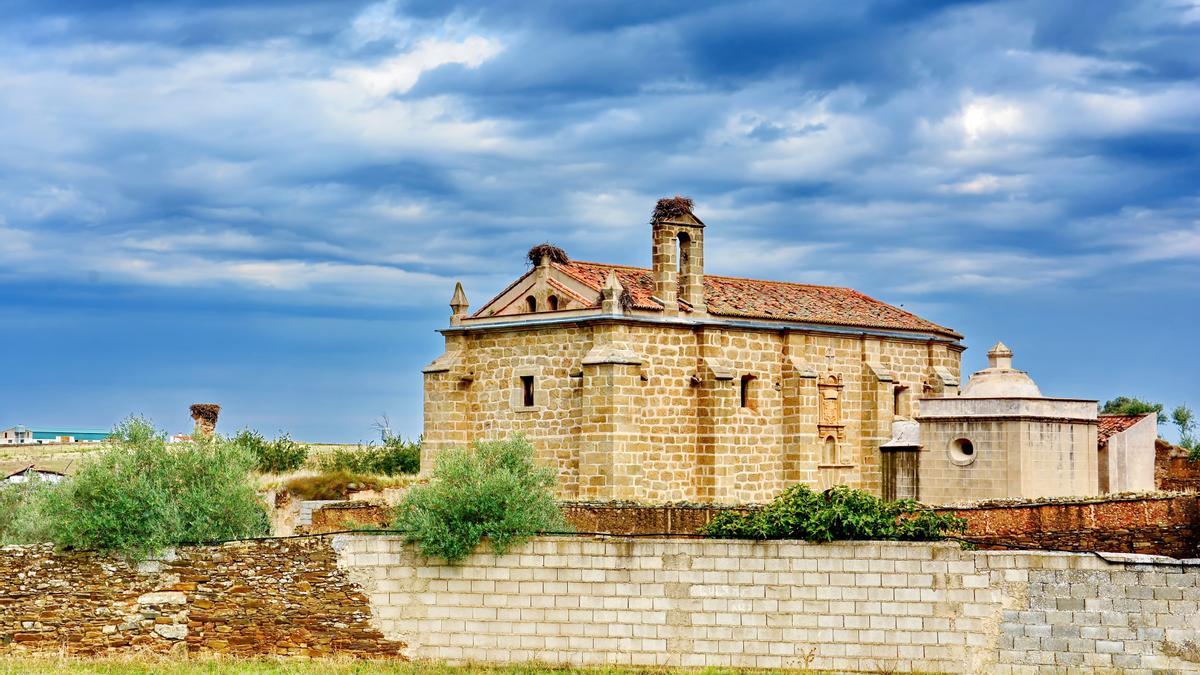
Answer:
[
  {"left": 946, "top": 493, "right": 1200, "bottom": 559},
  {"left": 0, "top": 538, "right": 405, "bottom": 659},
  {"left": 1157, "top": 439, "right": 1200, "bottom": 492},
  {"left": 559, "top": 494, "right": 1200, "bottom": 559},
  {"left": 339, "top": 535, "right": 1200, "bottom": 673}
]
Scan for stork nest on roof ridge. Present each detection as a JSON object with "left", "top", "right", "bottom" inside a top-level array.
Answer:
[
  {"left": 189, "top": 403, "right": 221, "bottom": 424},
  {"left": 651, "top": 195, "right": 694, "bottom": 223},
  {"left": 527, "top": 243, "right": 569, "bottom": 266}
]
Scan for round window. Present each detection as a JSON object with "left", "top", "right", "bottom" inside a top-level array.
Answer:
[{"left": 949, "top": 438, "right": 977, "bottom": 466}]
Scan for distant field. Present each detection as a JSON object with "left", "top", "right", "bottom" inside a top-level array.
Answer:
[
  {"left": 0, "top": 441, "right": 366, "bottom": 469},
  {"left": 0, "top": 442, "right": 98, "bottom": 471}
]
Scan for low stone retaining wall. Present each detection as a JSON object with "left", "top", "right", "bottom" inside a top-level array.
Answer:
[
  {"left": 944, "top": 493, "right": 1200, "bottom": 558},
  {"left": 562, "top": 501, "right": 744, "bottom": 535},
  {"left": 341, "top": 535, "right": 1200, "bottom": 673},
  {"left": 1158, "top": 439, "right": 1200, "bottom": 492},
  {"left": 5, "top": 534, "right": 1199, "bottom": 671},
  {"left": 310, "top": 501, "right": 392, "bottom": 534},
  {"left": 0, "top": 539, "right": 405, "bottom": 658},
  {"left": 561, "top": 494, "right": 1200, "bottom": 557}
]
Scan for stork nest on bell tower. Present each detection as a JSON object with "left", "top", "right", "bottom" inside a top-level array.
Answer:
[
  {"left": 189, "top": 403, "right": 221, "bottom": 426},
  {"left": 651, "top": 195, "right": 694, "bottom": 223}
]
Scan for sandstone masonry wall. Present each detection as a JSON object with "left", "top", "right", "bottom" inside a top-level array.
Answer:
[
  {"left": 424, "top": 319, "right": 962, "bottom": 503},
  {"left": 0, "top": 539, "right": 405, "bottom": 659},
  {"left": 340, "top": 535, "right": 1200, "bottom": 673}
]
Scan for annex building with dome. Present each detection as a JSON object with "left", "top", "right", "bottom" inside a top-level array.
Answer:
[{"left": 421, "top": 197, "right": 1155, "bottom": 505}]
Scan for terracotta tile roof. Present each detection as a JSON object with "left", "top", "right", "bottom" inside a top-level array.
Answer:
[
  {"left": 1098, "top": 414, "right": 1149, "bottom": 446},
  {"left": 545, "top": 277, "right": 596, "bottom": 308},
  {"left": 554, "top": 261, "right": 961, "bottom": 338}
]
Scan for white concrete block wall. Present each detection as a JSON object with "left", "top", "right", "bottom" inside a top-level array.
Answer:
[
  {"left": 297, "top": 499, "right": 345, "bottom": 527},
  {"left": 333, "top": 536, "right": 1200, "bottom": 673}
]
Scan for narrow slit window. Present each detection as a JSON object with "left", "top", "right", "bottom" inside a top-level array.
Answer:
[
  {"left": 520, "top": 375, "right": 535, "bottom": 407},
  {"left": 893, "top": 385, "right": 907, "bottom": 417},
  {"left": 525, "top": 296, "right": 537, "bottom": 312},
  {"left": 677, "top": 231, "right": 691, "bottom": 274},
  {"left": 740, "top": 374, "right": 755, "bottom": 409}
]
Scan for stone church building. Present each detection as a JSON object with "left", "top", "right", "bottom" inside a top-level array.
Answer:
[{"left": 423, "top": 197, "right": 967, "bottom": 503}]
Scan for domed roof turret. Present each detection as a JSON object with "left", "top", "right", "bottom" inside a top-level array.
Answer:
[{"left": 960, "top": 341, "right": 1042, "bottom": 398}]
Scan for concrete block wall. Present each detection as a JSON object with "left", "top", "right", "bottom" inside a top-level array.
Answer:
[
  {"left": 985, "top": 550, "right": 1200, "bottom": 672},
  {"left": 336, "top": 535, "right": 1200, "bottom": 674}
]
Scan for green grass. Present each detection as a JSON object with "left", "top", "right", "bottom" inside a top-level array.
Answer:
[{"left": 0, "top": 658, "right": 825, "bottom": 675}]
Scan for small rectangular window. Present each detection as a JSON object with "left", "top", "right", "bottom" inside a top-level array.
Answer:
[{"left": 520, "top": 375, "right": 535, "bottom": 407}]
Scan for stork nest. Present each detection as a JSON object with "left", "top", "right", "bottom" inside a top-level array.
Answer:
[
  {"left": 651, "top": 195, "right": 694, "bottom": 223},
  {"left": 527, "top": 243, "right": 569, "bottom": 266},
  {"left": 189, "top": 403, "right": 221, "bottom": 424}
]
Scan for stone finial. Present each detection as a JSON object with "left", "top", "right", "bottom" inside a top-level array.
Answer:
[
  {"left": 189, "top": 403, "right": 220, "bottom": 437},
  {"left": 987, "top": 341, "right": 1013, "bottom": 369},
  {"left": 600, "top": 271, "right": 624, "bottom": 314},
  {"left": 449, "top": 282, "right": 469, "bottom": 325}
]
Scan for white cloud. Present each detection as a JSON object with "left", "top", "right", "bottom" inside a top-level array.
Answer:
[
  {"left": 960, "top": 98, "right": 1025, "bottom": 142},
  {"left": 882, "top": 248, "right": 1095, "bottom": 294},
  {"left": 1004, "top": 49, "right": 1138, "bottom": 82},
  {"left": 337, "top": 35, "right": 504, "bottom": 98},
  {"left": 938, "top": 173, "right": 1027, "bottom": 195},
  {"left": 122, "top": 230, "right": 266, "bottom": 253},
  {"left": 348, "top": 0, "right": 413, "bottom": 47}
]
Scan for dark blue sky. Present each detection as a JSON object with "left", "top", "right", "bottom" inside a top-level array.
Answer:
[{"left": 1, "top": 0, "right": 1197, "bottom": 441}]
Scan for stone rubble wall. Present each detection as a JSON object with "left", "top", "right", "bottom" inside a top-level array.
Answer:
[
  {"left": 944, "top": 492, "right": 1200, "bottom": 559},
  {"left": 1157, "top": 439, "right": 1200, "bottom": 492},
  {"left": 338, "top": 535, "right": 1200, "bottom": 674},
  {"left": 0, "top": 538, "right": 405, "bottom": 659},
  {"left": 309, "top": 501, "right": 392, "bottom": 534},
  {"left": 561, "top": 501, "right": 746, "bottom": 536},
  {"left": 558, "top": 494, "right": 1200, "bottom": 558}
]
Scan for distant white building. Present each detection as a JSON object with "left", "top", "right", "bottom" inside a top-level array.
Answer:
[
  {"left": 1098, "top": 413, "right": 1158, "bottom": 494},
  {"left": 0, "top": 425, "right": 110, "bottom": 445}
]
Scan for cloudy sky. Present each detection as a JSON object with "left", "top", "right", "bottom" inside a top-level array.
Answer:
[{"left": 1, "top": 0, "right": 1197, "bottom": 441}]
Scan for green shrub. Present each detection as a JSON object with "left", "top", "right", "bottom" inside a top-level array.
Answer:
[
  {"left": 0, "top": 477, "right": 55, "bottom": 545},
  {"left": 316, "top": 436, "right": 420, "bottom": 476},
  {"left": 233, "top": 429, "right": 310, "bottom": 473},
  {"left": 43, "top": 417, "right": 269, "bottom": 559},
  {"left": 702, "top": 484, "right": 966, "bottom": 542},
  {"left": 392, "top": 436, "right": 567, "bottom": 562}
]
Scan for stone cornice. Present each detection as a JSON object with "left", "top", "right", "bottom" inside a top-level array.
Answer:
[{"left": 442, "top": 313, "right": 963, "bottom": 346}]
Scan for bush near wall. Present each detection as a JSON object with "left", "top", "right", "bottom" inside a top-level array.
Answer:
[
  {"left": 233, "top": 430, "right": 310, "bottom": 473},
  {"left": 702, "top": 484, "right": 966, "bottom": 542},
  {"left": 39, "top": 417, "right": 269, "bottom": 559},
  {"left": 0, "top": 478, "right": 55, "bottom": 545},
  {"left": 392, "top": 436, "right": 567, "bottom": 562},
  {"left": 316, "top": 436, "right": 420, "bottom": 476}
]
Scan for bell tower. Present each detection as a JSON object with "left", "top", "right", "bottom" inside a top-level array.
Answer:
[{"left": 650, "top": 195, "right": 706, "bottom": 317}]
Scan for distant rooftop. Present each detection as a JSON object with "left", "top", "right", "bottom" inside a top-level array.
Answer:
[{"left": 1098, "top": 414, "right": 1152, "bottom": 446}]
